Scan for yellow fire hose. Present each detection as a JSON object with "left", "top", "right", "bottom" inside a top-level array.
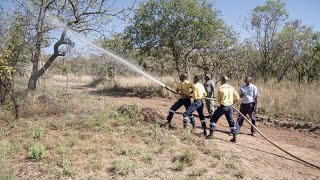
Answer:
[{"left": 164, "top": 86, "right": 320, "bottom": 169}]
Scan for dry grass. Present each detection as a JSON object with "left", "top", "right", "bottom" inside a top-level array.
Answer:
[{"left": 256, "top": 81, "right": 320, "bottom": 124}]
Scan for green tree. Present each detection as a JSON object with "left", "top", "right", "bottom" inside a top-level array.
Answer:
[
  {"left": 248, "top": 0, "right": 288, "bottom": 82},
  {"left": 0, "top": 8, "right": 31, "bottom": 119},
  {"left": 125, "top": 0, "right": 227, "bottom": 76}
]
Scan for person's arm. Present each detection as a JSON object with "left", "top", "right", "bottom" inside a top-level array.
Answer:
[
  {"left": 176, "top": 83, "right": 180, "bottom": 93},
  {"left": 239, "top": 86, "right": 244, "bottom": 98},
  {"left": 254, "top": 86, "right": 260, "bottom": 110},
  {"left": 203, "top": 86, "right": 207, "bottom": 98},
  {"left": 217, "top": 88, "right": 221, "bottom": 104}
]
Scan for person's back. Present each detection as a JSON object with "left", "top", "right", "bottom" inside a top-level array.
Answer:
[
  {"left": 204, "top": 79, "right": 214, "bottom": 98},
  {"left": 217, "top": 84, "right": 239, "bottom": 106},
  {"left": 193, "top": 82, "right": 207, "bottom": 100},
  {"left": 177, "top": 80, "right": 192, "bottom": 99},
  {"left": 203, "top": 74, "right": 215, "bottom": 116}
]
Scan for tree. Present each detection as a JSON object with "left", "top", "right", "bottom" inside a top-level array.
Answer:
[
  {"left": 248, "top": 0, "right": 288, "bottom": 82},
  {"left": 15, "top": 0, "right": 134, "bottom": 90},
  {"left": 0, "top": 49, "right": 20, "bottom": 119},
  {"left": 125, "top": 0, "right": 226, "bottom": 76},
  {"left": 0, "top": 8, "right": 32, "bottom": 119},
  {"left": 190, "top": 26, "right": 237, "bottom": 78}
]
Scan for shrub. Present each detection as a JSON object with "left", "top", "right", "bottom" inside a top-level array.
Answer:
[
  {"left": 109, "top": 158, "right": 135, "bottom": 176},
  {"left": 142, "top": 154, "right": 155, "bottom": 164},
  {"left": 172, "top": 149, "right": 197, "bottom": 171},
  {"left": 29, "top": 144, "right": 45, "bottom": 161},
  {"left": 62, "top": 159, "right": 75, "bottom": 176},
  {"left": 0, "top": 141, "right": 20, "bottom": 158},
  {"left": 32, "top": 128, "right": 44, "bottom": 140}
]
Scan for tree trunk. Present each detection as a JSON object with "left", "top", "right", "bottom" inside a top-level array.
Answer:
[
  {"left": 0, "top": 84, "right": 5, "bottom": 105},
  {"left": 184, "top": 62, "right": 190, "bottom": 79},
  {"left": 171, "top": 46, "right": 181, "bottom": 74},
  {"left": 27, "top": 28, "right": 68, "bottom": 90},
  {"left": 10, "top": 90, "right": 19, "bottom": 120},
  {"left": 31, "top": 1, "right": 46, "bottom": 78}
]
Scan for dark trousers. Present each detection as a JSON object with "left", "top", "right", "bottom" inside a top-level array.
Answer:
[
  {"left": 183, "top": 100, "right": 206, "bottom": 129},
  {"left": 167, "top": 98, "right": 195, "bottom": 126},
  {"left": 236, "top": 102, "right": 257, "bottom": 134},
  {"left": 210, "top": 105, "right": 236, "bottom": 134}
]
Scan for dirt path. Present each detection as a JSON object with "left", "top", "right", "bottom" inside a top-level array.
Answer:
[{"left": 66, "top": 82, "right": 320, "bottom": 179}]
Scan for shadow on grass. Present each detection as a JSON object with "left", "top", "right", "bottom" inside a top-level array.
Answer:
[{"left": 88, "top": 86, "right": 164, "bottom": 99}]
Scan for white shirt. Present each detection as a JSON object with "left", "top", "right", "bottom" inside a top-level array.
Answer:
[{"left": 239, "top": 84, "right": 260, "bottom": 104}]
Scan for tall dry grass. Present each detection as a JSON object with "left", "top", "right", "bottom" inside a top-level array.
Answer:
[{"left": 256, "top": 81, "right": 320, "bottom": 124}]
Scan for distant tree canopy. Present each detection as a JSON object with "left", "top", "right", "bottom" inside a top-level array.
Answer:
[{"left": 124, "top": 0, "right": 236, "bottom": 77}]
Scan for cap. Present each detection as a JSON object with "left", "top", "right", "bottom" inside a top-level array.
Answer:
[{"left": 205, "top": 74, "right": 211, "bottom": 79}]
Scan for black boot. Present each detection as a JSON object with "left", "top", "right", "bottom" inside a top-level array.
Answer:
[
  {"left": 167, "top": 122, "right": 176, "bottom": 130},
  {"left": 201, "top": 122, "right": 207, "bottom": 136},
  {"left": 230, "top": 134, "right": 237, "bottom": 143},
  {"left": 205, "top": 130, "right": 214, "bottom": 139}
]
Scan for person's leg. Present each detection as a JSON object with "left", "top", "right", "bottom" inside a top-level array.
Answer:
[
  {"left": 205, "top": 99, "right": 211, "bottom": 116},
  {"left": 224, "top": 106, "right": 237, "bottom": 143},
  {"left": 166, "top": 99, "right": 183, "bottom": 127},
  {"left": 248, "top": 103, "right": 257, "bottom": 135},
  {"left": 196, "top": 101, "right": 207, "bottom": 135},
  {"left": 184, "top": 99, "right": 195, "bottom": 128},
  {"left": 235, "top": 104, "right": 248, "bottom": 134},
  {"left": 206, "top": 106, "right": 224, "bottom": 139},
  {"left": 183, "top": 101, "right": 200, "bottom": 128},
  {"left": 209, "top": 99, "right": 215, "bottom": 116}
]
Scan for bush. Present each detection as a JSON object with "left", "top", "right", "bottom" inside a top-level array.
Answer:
[
  {"left": 62, "top": 159, "right": 75, "bottom": 176},
  {"left": 172, "top": 149, "right": 197, "bottom": 171},
  {"left": 0, "top": 141, "right": 20, "bottom": 158},
  {"left": 32, "top": 129, "right": 44, "bottom": 140},
  {"left": 29, "top": 144, "right": 45, "bottom": 161},
  {"left": 109, "top": 158, "right": 135, "bottom": 176}
]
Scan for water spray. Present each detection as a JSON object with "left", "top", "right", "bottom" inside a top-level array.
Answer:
[{"left": 45, "top": 13, "right": 166, "bottom": 88}]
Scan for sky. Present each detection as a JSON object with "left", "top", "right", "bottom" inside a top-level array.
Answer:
[{"left": 214, "top": 0, "right": 320, "bottom": 39}]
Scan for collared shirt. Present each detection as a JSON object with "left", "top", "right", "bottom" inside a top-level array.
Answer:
[
  {"left": 193, "top": 82, "right": 207, "bottom": 100},
  {"left": 217, "top": 84, "right": 240, "bottom": 106},
  {"left": 239, "top": 83, "right": 260, "bottom": 104},
  {"left": 203, "top": 80, "right": 215, "bottom": 97},
  {"left": 177, "top": 80, "right": 193, "bottom": 98}
]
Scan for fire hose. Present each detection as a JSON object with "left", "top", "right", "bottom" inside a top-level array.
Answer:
[{"left": 164, "top": 86, "right": 320, "bottom": 169}]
